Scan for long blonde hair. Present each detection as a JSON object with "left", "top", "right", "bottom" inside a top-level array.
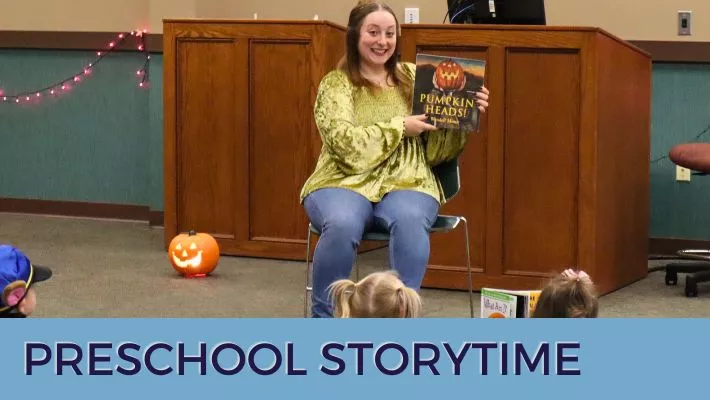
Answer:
[
  {"left": 328, "top": 271, "right": 422, "bottom": 318},
  {"left": 338, "top": 0, "right": 413, "bottom": 100},
  {"left": 532, "top": 269, "right": 599, "bottom": 318}
]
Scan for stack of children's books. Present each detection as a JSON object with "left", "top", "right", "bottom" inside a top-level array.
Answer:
[{"left": 480, "top": 288, "right": 541, "bottom": 318}]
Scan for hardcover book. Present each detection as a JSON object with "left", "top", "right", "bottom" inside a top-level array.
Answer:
[
  {"left": 480, "top": 288, "right": 542, "bottom": 318},
  {"left": 411, "top": 53, "right": 486, "bottom": 132}
]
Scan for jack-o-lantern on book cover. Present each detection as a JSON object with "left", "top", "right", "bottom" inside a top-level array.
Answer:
[{"left": 411, "top": 53, "right": 486, "bottom": 132}]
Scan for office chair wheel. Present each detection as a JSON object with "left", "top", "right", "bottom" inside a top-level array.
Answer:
[
  {"left": 685, "top": 278, "right": 698, "bottom": 297},
  {"left": 665, "top": 270, "right": 678, "bottom": 285}
]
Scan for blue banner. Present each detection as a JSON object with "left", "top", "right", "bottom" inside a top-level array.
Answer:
[{"left": 1, "top": 319, "right": 706, "bottom": 399}]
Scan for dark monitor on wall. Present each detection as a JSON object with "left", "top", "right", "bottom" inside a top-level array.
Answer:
[{"left": 447, "top": 0, "right": 546, "bottom": 25}]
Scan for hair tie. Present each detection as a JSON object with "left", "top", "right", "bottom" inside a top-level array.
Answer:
[{"left": 562, "top": 268, "right": 590, "bottom": 281}]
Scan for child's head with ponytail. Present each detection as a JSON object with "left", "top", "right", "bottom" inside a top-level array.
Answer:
[
  {"left": 328, "top": 271, "right": 421, "bottom": 318},
  {"left": 532, "top": 269, "right": 599, "bottom": 318}
]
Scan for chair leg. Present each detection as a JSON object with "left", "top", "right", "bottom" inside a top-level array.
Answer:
[
  {"left": 304, "top": 227, "right": 312, "bottom": 318},
  {"left": 355, "top": 254, "right": 360, "bottom": 281},
  {"left": 461, "top": 217, "right": 474, "bottom": 318}
]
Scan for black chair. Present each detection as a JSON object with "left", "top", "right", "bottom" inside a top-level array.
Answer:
[
  {"left": 664, "top": 143, "right": 710, "bottom": 297},
  {"left": 304, "top": 157, "right": 475, "bottom": 317}
]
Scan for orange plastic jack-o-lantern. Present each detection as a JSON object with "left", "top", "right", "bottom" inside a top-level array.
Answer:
[
  {"left": 168, "top": 230, "right": 220, "bottom": 277},
  {"left": 433, "top": 59, "right": 467, "bottom": 92}
]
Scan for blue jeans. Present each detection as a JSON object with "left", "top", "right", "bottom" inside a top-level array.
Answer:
[{"left": 304, "top": 188, "right": 440, "bottom": 318}]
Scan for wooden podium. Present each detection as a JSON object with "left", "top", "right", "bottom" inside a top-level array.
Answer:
[
  {"left": 163, "top": 20, "right": 345, "bottom": 260},
  {"left": 400, "top": 24, "right": 651, "bottom": 294},
  {"left": 164, "top": 20, "right": 651, "bottom": 295}
]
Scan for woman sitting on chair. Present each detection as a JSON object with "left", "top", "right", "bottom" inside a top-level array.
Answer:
[{"left": 300, "top": 0, "right": 490, "bottom": 318}]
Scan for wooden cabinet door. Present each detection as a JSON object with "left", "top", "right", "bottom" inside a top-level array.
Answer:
[
  {"left": 167, "top": 24, "right": 325, "bottom": 259},
  {"left": 174, "top": 37, "right": 245, "bottom": 249}
]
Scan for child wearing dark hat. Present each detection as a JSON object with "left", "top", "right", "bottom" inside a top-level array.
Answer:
[{"left": 0, "top": 245, "right": 52, "bottom": 318}]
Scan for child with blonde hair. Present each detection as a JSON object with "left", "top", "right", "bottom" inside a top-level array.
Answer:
[
  {"left": 532, "top": 269, "right": 598, "bottom": 318},
  {"left": 328, "top": 271, "right": 422, "bottom": 318}
]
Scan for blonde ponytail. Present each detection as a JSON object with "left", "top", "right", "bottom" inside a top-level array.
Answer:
[
  {"left": 328, "top": 279, "right": 357, "bottom": 318},
  {"left": 396, "top": 286, "right": 422, "bottom": 318},
  {"left": 329, "top": 271, "right": 423, "bottom": 318}
]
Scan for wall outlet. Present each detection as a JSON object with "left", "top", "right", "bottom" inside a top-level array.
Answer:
[
  {"left": 676, "top": 165, "right": 692, "bottom": 182},
  {"left": 404, "top": 8, "right": 419, "bottom": 24},
  {"left": 678, "top": 11, "right": 691, "bottom": 36}
]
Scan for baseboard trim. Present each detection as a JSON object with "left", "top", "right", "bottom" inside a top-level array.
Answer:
[
  {"left": 148, "top": 210, "right": 164, "bottom": 227},
  {"left": 629, "top": 40, "right": 710, "bottom": 63},
  {"left": 0, "top": 197, "right": 164, "bottom": 226},
  {"left": 0, "top": 31, "right": 163, "bottom": 53},
  {"left": 649, "top": 237, "right": 710, "bottom": 256}
]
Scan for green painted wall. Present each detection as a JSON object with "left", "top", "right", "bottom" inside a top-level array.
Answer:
[
  {"left": 649, "top": 63, "right": 710, "bottom": 240},
  {"left": 1, "top": 50, "right": 709, "bottom": 239},
  {"left": 148, "top": 56, "right": 164, "bottom": 210},
  {"left": 0, "top": 49, "right": 162, "bottom": 210}
]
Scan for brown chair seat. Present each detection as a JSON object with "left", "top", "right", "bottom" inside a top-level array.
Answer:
[{"left": 669, "top": 143, "right": 710, "bottom": 173}]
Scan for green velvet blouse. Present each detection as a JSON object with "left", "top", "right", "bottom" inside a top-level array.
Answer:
[{"left": 299, "top": 62, "right": 468, "bottom": 204}]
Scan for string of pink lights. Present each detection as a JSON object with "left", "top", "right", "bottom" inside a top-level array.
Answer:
[{"left": 0, "top": 29, "right": 151, "bottom": 104}]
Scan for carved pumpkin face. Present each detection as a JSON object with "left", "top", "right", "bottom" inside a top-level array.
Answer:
[
  {"left": 433, "top": 59, "right": 467, "bottom": 92},
  {"left": 168, "top": 231, "right": 220, "bottom": 277}
]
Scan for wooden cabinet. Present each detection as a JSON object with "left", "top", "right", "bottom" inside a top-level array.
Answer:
[
  {"left": 163, "top": 20, "right": 345, "bottom": 259},
  {"left": 400, "top": 25, "right": 651, "bottom": 294},
  {"left": 164, "top": 21, "right": 651, "bottom": 295}
]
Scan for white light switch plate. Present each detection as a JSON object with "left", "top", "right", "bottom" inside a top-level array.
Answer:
[{"left": 404, "top": 8, "right": 419, "bottom": 24}]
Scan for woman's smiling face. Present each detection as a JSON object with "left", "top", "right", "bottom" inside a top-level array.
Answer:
[{"left": 357, "top": 10, "right": 397, "bottom": 69}]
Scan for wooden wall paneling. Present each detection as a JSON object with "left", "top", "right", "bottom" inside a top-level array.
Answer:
[
  {"left": 593, "top": 32, "right": 651, "bottom": 293},
  {"left": 502, "top": 47, "right": 581, "bottom": 277},
  {"left": 175, "top": 38, "right": 242, "bottom": 246},
  {"left": 165, "top": 21, "right": 348, "bottom": 259},
  {"left": 163, "top": 22, "right": 178, "bottom": 245},
  {"left": 483, "top": 44, "right": 507, "bottom": 284},
  {"left": 248, "top": 39, "right": 312, "bottom": 244},
  {"left": 575, "top": 32, "right": 599, "bottom": 290},
  {"left": 401, "top": 25, "right": 651, "bottom": 293}
]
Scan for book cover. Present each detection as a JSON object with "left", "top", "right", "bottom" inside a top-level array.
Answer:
[
  {"left": 411, "top": 53, "right": 486, "bottom": 132},
  {"left": 527, "top": 290, "right": 541, "bottom": 316},
  {"left": 480, "top": 288, "right": 517, "bottom": 318},
  {"left": 481, "top": 288, "right": 542, "bottom": 318}
]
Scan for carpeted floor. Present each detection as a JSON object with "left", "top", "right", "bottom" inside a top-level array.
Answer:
[{"left": 2, "top": 212, "right": 709, "bottom": 318}]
